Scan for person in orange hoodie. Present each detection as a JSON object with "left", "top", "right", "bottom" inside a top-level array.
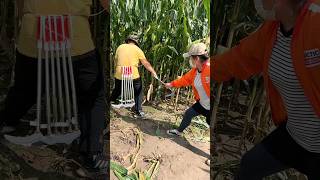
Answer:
[
  {"left": 213, "top": 0, "right": 320, "bottom": 179},
  {"left": 165, "top": 43, "right": 210, "bottom": 136}
]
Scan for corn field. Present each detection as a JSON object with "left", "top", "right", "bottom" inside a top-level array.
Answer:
[{"left": 111, "top": 0, "right": 210, "bottom": 102}]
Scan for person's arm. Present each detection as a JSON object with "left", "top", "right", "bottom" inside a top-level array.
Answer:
[
  {"left": 212, "top": 22, "right": 274, "bottom": 82},
  {"left": 140, "top": 58, "right": 157, "bottom": 77},
  {"left": 165, "top": 70, "right": 193, "bottom": 88},
  {"left": 99, "top": 0, "right": 109, "bottom": 11}
]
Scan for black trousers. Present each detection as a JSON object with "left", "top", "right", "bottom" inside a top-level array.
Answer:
[
  {"left": 110, "top": 78, "right": 143, "bottom": 112},
  {"left": 235, "top": 123, "right": 320, "bottom": 180},
  {"left": 178, "top": 101, "right": 210, "bottom": 132},
  {"left": 0, "top": 50, "right": 106, "bottom": 154}
]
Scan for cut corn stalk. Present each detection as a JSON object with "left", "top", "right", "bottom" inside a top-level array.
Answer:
[
  {"left": 112, "top": 128, "right": 162, "bottom": 180},
  {"left": 138, "top": 172, "right": 146, "bottom": 180},
  {"left": 144, "top": 154, "right": 162, "bottom": 179},
  {"left": 127, "top": 129, "right": 142, "bottom": 173},
  {"left": 111, "top": 161, "right": 128, "bottom": 177}
]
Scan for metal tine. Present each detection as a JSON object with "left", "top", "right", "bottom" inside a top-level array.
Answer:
[
  {"left": 36, "top": 16, "right": 44, "bottom": 133},
  {"left": 121, "top": 66, "right": 124, "bottom": 106},
  {"left": 66, "top": 15, "right": 78, "bottom": 131},
  {"left": 128, "top": 66, "right": 131, "bottom": 105},
  {"left": 130, "top": 67, "right": 135, "bottom": 105},
  {"left": 126, "top": 66, "right": 132, "bottom": 106},
  {"left": 61, "top": 15, "right": 72, "bottom": 132},
  {"left": 122, "top": 66, "right": 126, "bottom": 106},
  {"left": 48, "top": 15, "right": 58, "bottom": 133},
  {"left": 126, "top": 66, "right": 130, "bottom": 106},
  {"left": 125, "top": 66, "right": 128, "bottom": 105},
  {"left": 44, "top": 16, "right": 52, "bottom": 135},
  {"left": 130, "top": 67, "right": 133, "bottom": 104},
  {"left": 54, "top": 15, "right": 65, "bottom": 132}
]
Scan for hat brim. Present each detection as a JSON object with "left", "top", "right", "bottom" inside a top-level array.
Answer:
[
  {"left": 126, "top": 38, "right": 139, "bottom": 46},
  {"left": 183, "top": 52, "right": 191, "bottom": 58}
]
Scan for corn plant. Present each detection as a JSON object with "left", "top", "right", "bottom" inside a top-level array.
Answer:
[{"left": 111, "top": 0, "right": 210, "bottom": 101}]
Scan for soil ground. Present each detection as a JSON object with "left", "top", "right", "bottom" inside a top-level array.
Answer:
[
  {"left": 110, "top": 102, "right": 210, "bottom": 180},
  {"left": 212, "top": 98, "right": 306, "bottom": 180}
]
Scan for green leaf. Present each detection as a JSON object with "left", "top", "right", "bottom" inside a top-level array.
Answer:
[
  {"left": 167, "top": 45, "right": 179, "bottom": 55},
  {"left": 203, "top": 0, "right": 210, "bottom": 26},
  {"left": 110, "top": 161, "right": 128, "bottom": 176}
]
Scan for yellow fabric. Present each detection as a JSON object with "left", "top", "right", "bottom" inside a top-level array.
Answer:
[
  {"left": 17, "top": 0, "right": 95, "bottom": 58},
  {"left": 114, "top": 44, "right": 146, "bottom": 80}
]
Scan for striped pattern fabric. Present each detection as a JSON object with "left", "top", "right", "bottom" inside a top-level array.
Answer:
[{"left": 269, "top": 28, "right": 320, "bottom": 153}]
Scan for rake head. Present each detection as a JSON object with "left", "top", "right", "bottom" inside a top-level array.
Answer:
[{"left": 5, "top": 15, "right": 80, "bottom": 146}]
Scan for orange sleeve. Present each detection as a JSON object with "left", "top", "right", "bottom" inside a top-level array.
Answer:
[
  {"left": 212, "top": 22, "right": 272, "bottom": 82},
  {"left": 171, "top": 69, "right": 194, "bottom": 88}
]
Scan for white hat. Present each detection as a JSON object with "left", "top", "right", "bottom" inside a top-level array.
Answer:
[{"left": 183, "top": 43, "right": 208, "bottom": 58}]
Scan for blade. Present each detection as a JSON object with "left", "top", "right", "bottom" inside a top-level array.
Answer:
[{"left": 154, "top": 76, "right": 166, "bottom": 85}]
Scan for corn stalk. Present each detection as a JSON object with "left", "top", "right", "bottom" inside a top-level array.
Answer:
[
  {"left": 211, "top": 0, "right": 242, "bottom": 152},
  {"left": 238, "top": 76, "right": 264, "bottom": 153}
]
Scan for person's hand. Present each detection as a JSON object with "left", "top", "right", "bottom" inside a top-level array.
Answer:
[{"left": 165, "top": 83, "right": 173, "bottom": 89}]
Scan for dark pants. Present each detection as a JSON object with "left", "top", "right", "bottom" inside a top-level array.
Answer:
[
  {"left": 178, "top": 102, "right": 210, "bottom": 132},
  {"left": 0, "top": 50, "right": 106, "bottom": 155},
  {"left": 235, "top": 124, "right": 320, "bottom": 180},
  {"left": 110, "top": 78, "right": 143, "bottom": 112}
]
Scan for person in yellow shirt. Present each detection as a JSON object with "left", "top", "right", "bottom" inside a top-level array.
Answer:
[
  {"left": 0, "top": 0, "right": 109, "bottom": 176},
  {"left": 111, "top": 34, "right": 158, "bottom": 118}
]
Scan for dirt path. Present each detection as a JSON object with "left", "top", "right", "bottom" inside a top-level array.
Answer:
[{"left": 110, "top": 103, "right": 210, "bottom": 180}]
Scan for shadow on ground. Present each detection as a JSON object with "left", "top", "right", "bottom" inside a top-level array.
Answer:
[{"left": 112, "top": 106, "right": 210, "bottom": 159}]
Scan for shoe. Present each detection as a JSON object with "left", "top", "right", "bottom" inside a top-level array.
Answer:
[
  {"left": 205, "top": 159, "right": 210, "bottom": 166},
  {"left": 84, "top": 153, "right": 109, "bottom": 175},
  {"left": 166, "top": 129, "right": 182, "bottom": 136},
  {"left": 133, "top": 110, "right": 145, "bottom": 118}
]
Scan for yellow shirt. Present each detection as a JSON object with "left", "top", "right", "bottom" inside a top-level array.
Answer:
[
  {"left": 17, "top": 0, "right": 95, "bottom": 58},
  {"left": 114, "top": 44, "right": 146, "bottom": 80}
]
